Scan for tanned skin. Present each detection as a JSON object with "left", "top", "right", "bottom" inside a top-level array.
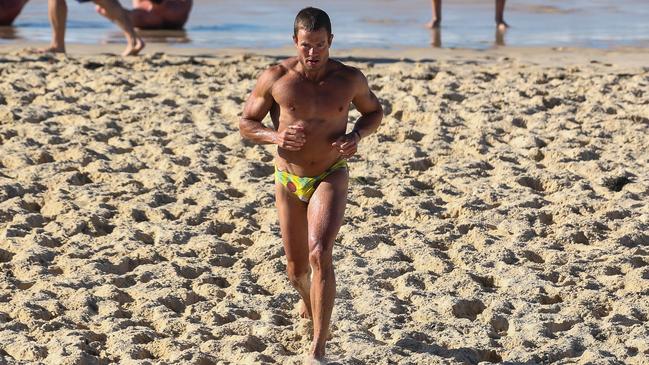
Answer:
[
  {"left": 97, "top": 0, "right": 192, "bottom": 30},
  {"left": 0, "top": 0, "right": 28, "bottom": 26},
  {"left": 239, "top": 27, "right": 383, "bottom": 363}
]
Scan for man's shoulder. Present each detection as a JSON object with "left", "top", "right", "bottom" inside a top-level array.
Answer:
[
  {"left": 262, "top": 57, "right": 298, "bottom": 80},
  {"left": 328, "top": 60, "right": 366, "bottom": 83}
]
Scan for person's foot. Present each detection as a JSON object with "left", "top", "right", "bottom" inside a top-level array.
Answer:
[
  {"left": 497, "top": 21, "right": 509, "bottom": 31},
  {"left": 306, "top": 342, "right": 327, "bottom": 364},
  {"left": 122, "top": 36, "right": 145, "bottom": 56},
  {"left": 37, "top": 45, "right": 65, "bottom": 54},
  {"left": 299, "top": 299, "right": 312, "bottom": 319},
  {"left": 425, "top": 19, "right": 441, "bottom": 29},
  {"left": 303, "top": 355, "right": 328, "bottom": 365}
]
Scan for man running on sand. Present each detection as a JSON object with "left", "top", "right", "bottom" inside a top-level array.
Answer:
[
  {"left": 44, "top": 0, "right": 144, "bottom": 56},
  {"left": 239, "top": 7, "right": 383, "bottom": 363}
]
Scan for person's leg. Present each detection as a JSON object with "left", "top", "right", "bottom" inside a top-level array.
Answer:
[
  {"left": 92, "top": 0, "right": 144, "bottom": 55},
  {"left": 426, "top": 0, "right": 441, "bottom": 28},
  {"left": 46, "top": 0, "right": 67, "bottom": 52},
  {"left": 275, "top": 182, "right": 313, "bottom": 320},
  {"left": 306, "top": 169, "right": 348, "bottom": 360},
  {"left": 496, "top": 0, "right": 508, "bottom": 29}
]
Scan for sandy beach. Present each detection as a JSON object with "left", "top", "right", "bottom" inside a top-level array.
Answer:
[{"left": 0, "top": 45, "right": 648, "bottom": 364}]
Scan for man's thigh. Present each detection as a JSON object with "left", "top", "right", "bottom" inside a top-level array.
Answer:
[
  {"left": 307, "top": 169, "right": 349, "bottom": 253},
  {"left": 275, "top": 183, "right": 309, "bottom": 267}
]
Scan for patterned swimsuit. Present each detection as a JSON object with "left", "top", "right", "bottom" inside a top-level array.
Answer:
[{"left": 274, "top": 159, "right": 348, "bottom": 203}]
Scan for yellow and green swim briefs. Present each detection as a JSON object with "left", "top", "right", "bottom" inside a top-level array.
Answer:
[{"left": 275, "top": 159, "right": 348, "bottom": 203}]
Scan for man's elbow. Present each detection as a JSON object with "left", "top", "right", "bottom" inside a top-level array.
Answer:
[{"left": 373, "top": 103, "right": 384, "bottom": 123}]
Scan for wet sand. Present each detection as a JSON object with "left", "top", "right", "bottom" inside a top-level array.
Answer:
[{"left": 0, "top": 45, "right": 648, "bottom": 364}]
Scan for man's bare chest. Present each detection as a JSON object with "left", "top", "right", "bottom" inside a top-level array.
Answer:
[{"left": 272, "top": 76, "right": 355, "bottom": 119}]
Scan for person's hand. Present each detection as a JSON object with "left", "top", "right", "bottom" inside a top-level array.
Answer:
[
  {"left": 332, "top": 131, "right": 360, "bottom": 158},
  {"left": 275, "top": 124, "right": 306, "bottom": 151}
]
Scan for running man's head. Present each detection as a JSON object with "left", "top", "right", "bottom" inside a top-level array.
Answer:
[{"left": 293, "top": 7, "right": 333, "bottom": 71}]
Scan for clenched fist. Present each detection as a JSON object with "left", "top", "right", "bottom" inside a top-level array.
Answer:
[{"left": 275, "top": 124, "right": 306, "bottom": 151}]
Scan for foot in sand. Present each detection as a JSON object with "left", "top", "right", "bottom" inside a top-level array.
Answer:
[
  {"left": 299, "top": 299, "right": 312, "bottom": 319},
  {"left": 122, "top": 37, "right": 145, "bottom": 56},
  {"left": 304, "top": 355, "right": 331, "bottom": 365},
  {"left": 37, "top": 45, "right": 65, "bottom": 54}
]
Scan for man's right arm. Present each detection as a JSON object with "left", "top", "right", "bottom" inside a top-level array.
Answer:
[{"left": 239, "top": 66, "right": 305, "bottom": 151}]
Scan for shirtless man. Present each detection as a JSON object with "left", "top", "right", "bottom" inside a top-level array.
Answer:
[
  {"left": 44, "top": 0, "right": 144, "bottom": 56},
  {"left": 0, "top": 0, "right": 28, "bottom": 26},
  {"left": 96, "top": 0, "right": 192, "bottom": 30},
  {"left": 427, "top": 0, "right": 508, "bottom": 30},
  {"left": 239, "top": 7, "right": 383, "bottom": 363}
]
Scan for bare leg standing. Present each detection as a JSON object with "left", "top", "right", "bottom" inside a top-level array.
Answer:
[
  {"left": 276, "top": 182, "right": 313, "bottom": 320},
  {"left": 426, "top": 0, "right": 441, "bottom": 28},
  {"left": 306, "top": 169, "right": 348, "bottom": 361},
  {"left": 46, "top": 0, "right": 67, "bottom": 52},
  {"left": 496, "top": 0, "right": 508, "bottom": 29}
]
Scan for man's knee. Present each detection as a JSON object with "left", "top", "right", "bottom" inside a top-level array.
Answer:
[{"left": 309, "top": 245, "right": 332, "bottom": 272}]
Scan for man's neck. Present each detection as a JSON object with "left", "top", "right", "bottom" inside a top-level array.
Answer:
[{"left": 298, "top": 61, "right": 328, "bottom": 82}]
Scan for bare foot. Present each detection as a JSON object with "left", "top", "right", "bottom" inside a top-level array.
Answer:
[
  {"left": 299, "top": 299, "right": 312, "bottom": 320},
  {"left": 36, "top": 46, "right": 65, "bottom": 54},
  {"left": 122, "top": 37, "right": 145, "bottom": 56},
  {"left": 304, "top": 354, "right": 329, "bottom": 365}
]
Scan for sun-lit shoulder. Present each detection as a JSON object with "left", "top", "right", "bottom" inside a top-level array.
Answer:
[
  {"left": 339, "top": 64, "right": 369, "bottom": 94},
  {"left": 256, "top": 62, "right": 289, "bottom": 93},
  {"left": 254, "top": 62, "right": 288, "bottom": 96}
]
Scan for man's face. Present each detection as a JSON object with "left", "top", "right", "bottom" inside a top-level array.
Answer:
[{"left": 293, "top": 27, "right": 333, "bottom": 71}]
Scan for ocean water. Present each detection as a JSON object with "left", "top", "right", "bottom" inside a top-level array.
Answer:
[{"left": 1, "top": 0, "right": 649, "bottom": 49}]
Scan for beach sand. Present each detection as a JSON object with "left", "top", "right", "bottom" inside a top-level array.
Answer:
[{"left": 0, "top": 45, "right": 648, "bottom": 364}]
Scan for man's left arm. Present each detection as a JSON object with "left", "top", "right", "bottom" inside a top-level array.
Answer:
[{"left": 332, "top": 69, "right": 383, "bottom": 157}]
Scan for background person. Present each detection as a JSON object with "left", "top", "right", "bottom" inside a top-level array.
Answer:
[
  {"left": 45, "top": 0, "right": 144, "bottom": 55},
  {"left": 97, "top": 0, "right": 192, "bottom": 30},
  {"left": 0, "top": 0, "right": 29, "bottom": 26}
]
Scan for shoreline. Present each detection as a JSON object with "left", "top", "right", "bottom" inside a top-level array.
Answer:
[{"left": 2, "top": 43, "right": 649, "bottom": 69}]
